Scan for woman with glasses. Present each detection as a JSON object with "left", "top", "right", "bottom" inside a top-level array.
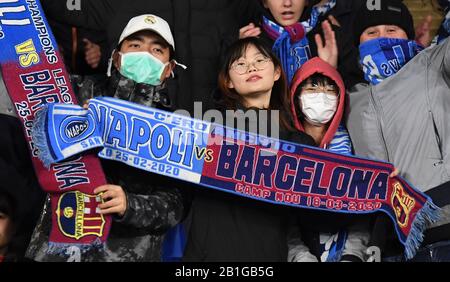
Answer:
[
  {"left": 286, "top": 57, "right": 371, "bottom": 262},
  {"left": 216, "top": 37, "right": 302, "bottom": 131},
  {"left": 183, "top": 37, "right": 316, "bottom": 262}
]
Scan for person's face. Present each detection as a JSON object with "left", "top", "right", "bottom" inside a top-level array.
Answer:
[
  {"left": 114, "top": 30, "right": 173, "bottom": 81},
  {"left": 120, "top": 30, "right": 171, "bottom": 63},
  {"left": 298, "top": 77, "right": 338, "bottom": 126},
  {"left": 300, "top": 78, "right": 338, "bottom": 96},
  {"left": 360, "top": 25, "right": 408, "bottom": 44},
  {"left": 0, "top": 212, "right": 14, "bottom": 253},
  {"left": 263, "top": 0, "right": 307, "bottom": 27},
  {"left": 227, "top": 44, "right": 281, "bottom": 100}
]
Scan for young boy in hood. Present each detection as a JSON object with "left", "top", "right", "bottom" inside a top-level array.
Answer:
[
  {"left": 290, "top": 57, "right": 348, "bottom": 153},
  {"left": 287, "top": 57, "right": 370, "bottom": 262},
  {"left": 346, "top": 0, "right": 450, "bottom": 261}
]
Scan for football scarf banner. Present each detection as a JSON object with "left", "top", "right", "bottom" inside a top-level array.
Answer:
[
  {"left": 0, "top": 0, "right": 111, "bottom": 255},
  {"left": 33, "top": 97, "right": 440, "bottom": 259}
]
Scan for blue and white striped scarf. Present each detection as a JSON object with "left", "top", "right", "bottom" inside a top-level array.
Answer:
[
  {"left": 328, "top": 124, "right": 352, "bottom": 156},
  {"left": 320, "top": 124, "right": 352, "bottom": 262},
  {"left": 262, "top": 0, "right": 336, "bottom": 83}
]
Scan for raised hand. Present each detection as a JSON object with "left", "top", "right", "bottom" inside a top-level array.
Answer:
[
  {"left": 415, "top": 15, "right": 433, "bottom": 47},
  {"left": 315, "top": 19, "right": 338, "bottom": 68},
  {"left": 83, "top": 38, "right": 102, "bottom": 69},
  {"left": 239, "top": 23, "right": 261, "bottom": 39}
]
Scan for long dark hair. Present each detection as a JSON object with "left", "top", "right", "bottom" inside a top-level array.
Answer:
[{"left": 217, "top": 37, "right": 294, "bottom": 131}]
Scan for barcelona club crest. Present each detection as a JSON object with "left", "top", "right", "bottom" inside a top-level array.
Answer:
[
  {"left": 391, "top": 181, "right": 415, "bottom": 228},
  {"left": 56, "top": 191, "right": 106, "bottom": 240}
]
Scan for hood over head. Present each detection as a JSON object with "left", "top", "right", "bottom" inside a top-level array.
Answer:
[{"left": 290, "top": 57, "right": 346, "bottom": 148}]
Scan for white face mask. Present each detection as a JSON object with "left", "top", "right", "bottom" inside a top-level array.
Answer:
[{"left": 300, "top": 92, "right": 338, "bottom": 125}]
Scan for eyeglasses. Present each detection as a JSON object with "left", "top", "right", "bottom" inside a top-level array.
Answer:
[{"left": 230, "top": 56, "right": 271, "bottom": 75}]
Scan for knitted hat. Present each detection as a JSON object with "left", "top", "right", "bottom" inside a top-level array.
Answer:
[{"left": 353, "top": 0, "right": 415, "bottom": 45}]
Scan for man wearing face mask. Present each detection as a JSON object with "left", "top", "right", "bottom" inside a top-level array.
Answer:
[
  {"left": 346, "top": 0, "right": 450, "bottom": 261},
  {"left": 26, "top": 15, "right": 188, "bottom": 262},
  {"left": 75, "top": 14, "right": 184, "bottom": 109},
  {"left": 103, "top": 14, "right": 187, "bottom": 109}
]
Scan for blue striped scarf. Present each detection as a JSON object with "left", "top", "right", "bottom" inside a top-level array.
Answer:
[
  {"left": 262, "top": 0, "right": 336, "bottom": 84},
  {"left": 328, "top": 124, "right": 352, "bottom": 155},
  {"left": 320, "top": 124, "right": 352, "bottom": 261}
]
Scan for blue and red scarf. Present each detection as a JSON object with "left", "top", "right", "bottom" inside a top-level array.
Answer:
[
  {"left": 32, "top": 97, "right": 440, "bottom": 259},
  {"left": 262, "top": 0, "right": 336, "bottom": 83},
  {"left": 0, "top": 0, "right": 111, "bottom": 257}
]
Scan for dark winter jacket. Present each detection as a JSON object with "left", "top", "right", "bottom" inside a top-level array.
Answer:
[
  {"left": 0, "top": 74, "right": 45, "bottom": 259},
  {"left": 326, "top": 0, "right": 366, "bottom": 88},
  {"left": 48, "top": 19, "right": 109, "bottom": 75},
  {"left": 73, "top": 69, "right": 173, "bottom": 110},
  {"left": 26, "top": 167, "right": 186, "bottom": 262}
]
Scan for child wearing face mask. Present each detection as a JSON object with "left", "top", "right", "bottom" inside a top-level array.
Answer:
[
  {"left": 290, "top": 57, "right": 348, "bottom": 153},
  {"left": 287, "top": 57, "right": 370, "bottom": 262}
]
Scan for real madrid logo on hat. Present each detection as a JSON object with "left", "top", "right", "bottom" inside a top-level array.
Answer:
[{"left": 144, "top": 15, "right": 156, "bottom": 25}]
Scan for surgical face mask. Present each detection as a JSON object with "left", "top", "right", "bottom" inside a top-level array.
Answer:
[
  {"left": 300, "top": 92, "right": 338, "bottom": 125},
  {"left": 359, "top": 37, "right": 423, "bottom": 85},
  {"left": 119, "top": 51, "right": 169, "bottom": 86}
]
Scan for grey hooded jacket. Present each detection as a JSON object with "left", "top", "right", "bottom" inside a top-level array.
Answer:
[{"left": 345, "top": 38, "right": 450, "bottom": 243}]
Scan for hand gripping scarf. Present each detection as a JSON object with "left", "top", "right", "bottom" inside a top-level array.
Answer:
[
  {"left": 32, "top": 97, "right": 441, "bottom": 259},
  {"left": 0, "top": 0, "right": 111, "bottom": 256},
  {"left": 262, "top": 0, "right": 336, "bottom": 83}
]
